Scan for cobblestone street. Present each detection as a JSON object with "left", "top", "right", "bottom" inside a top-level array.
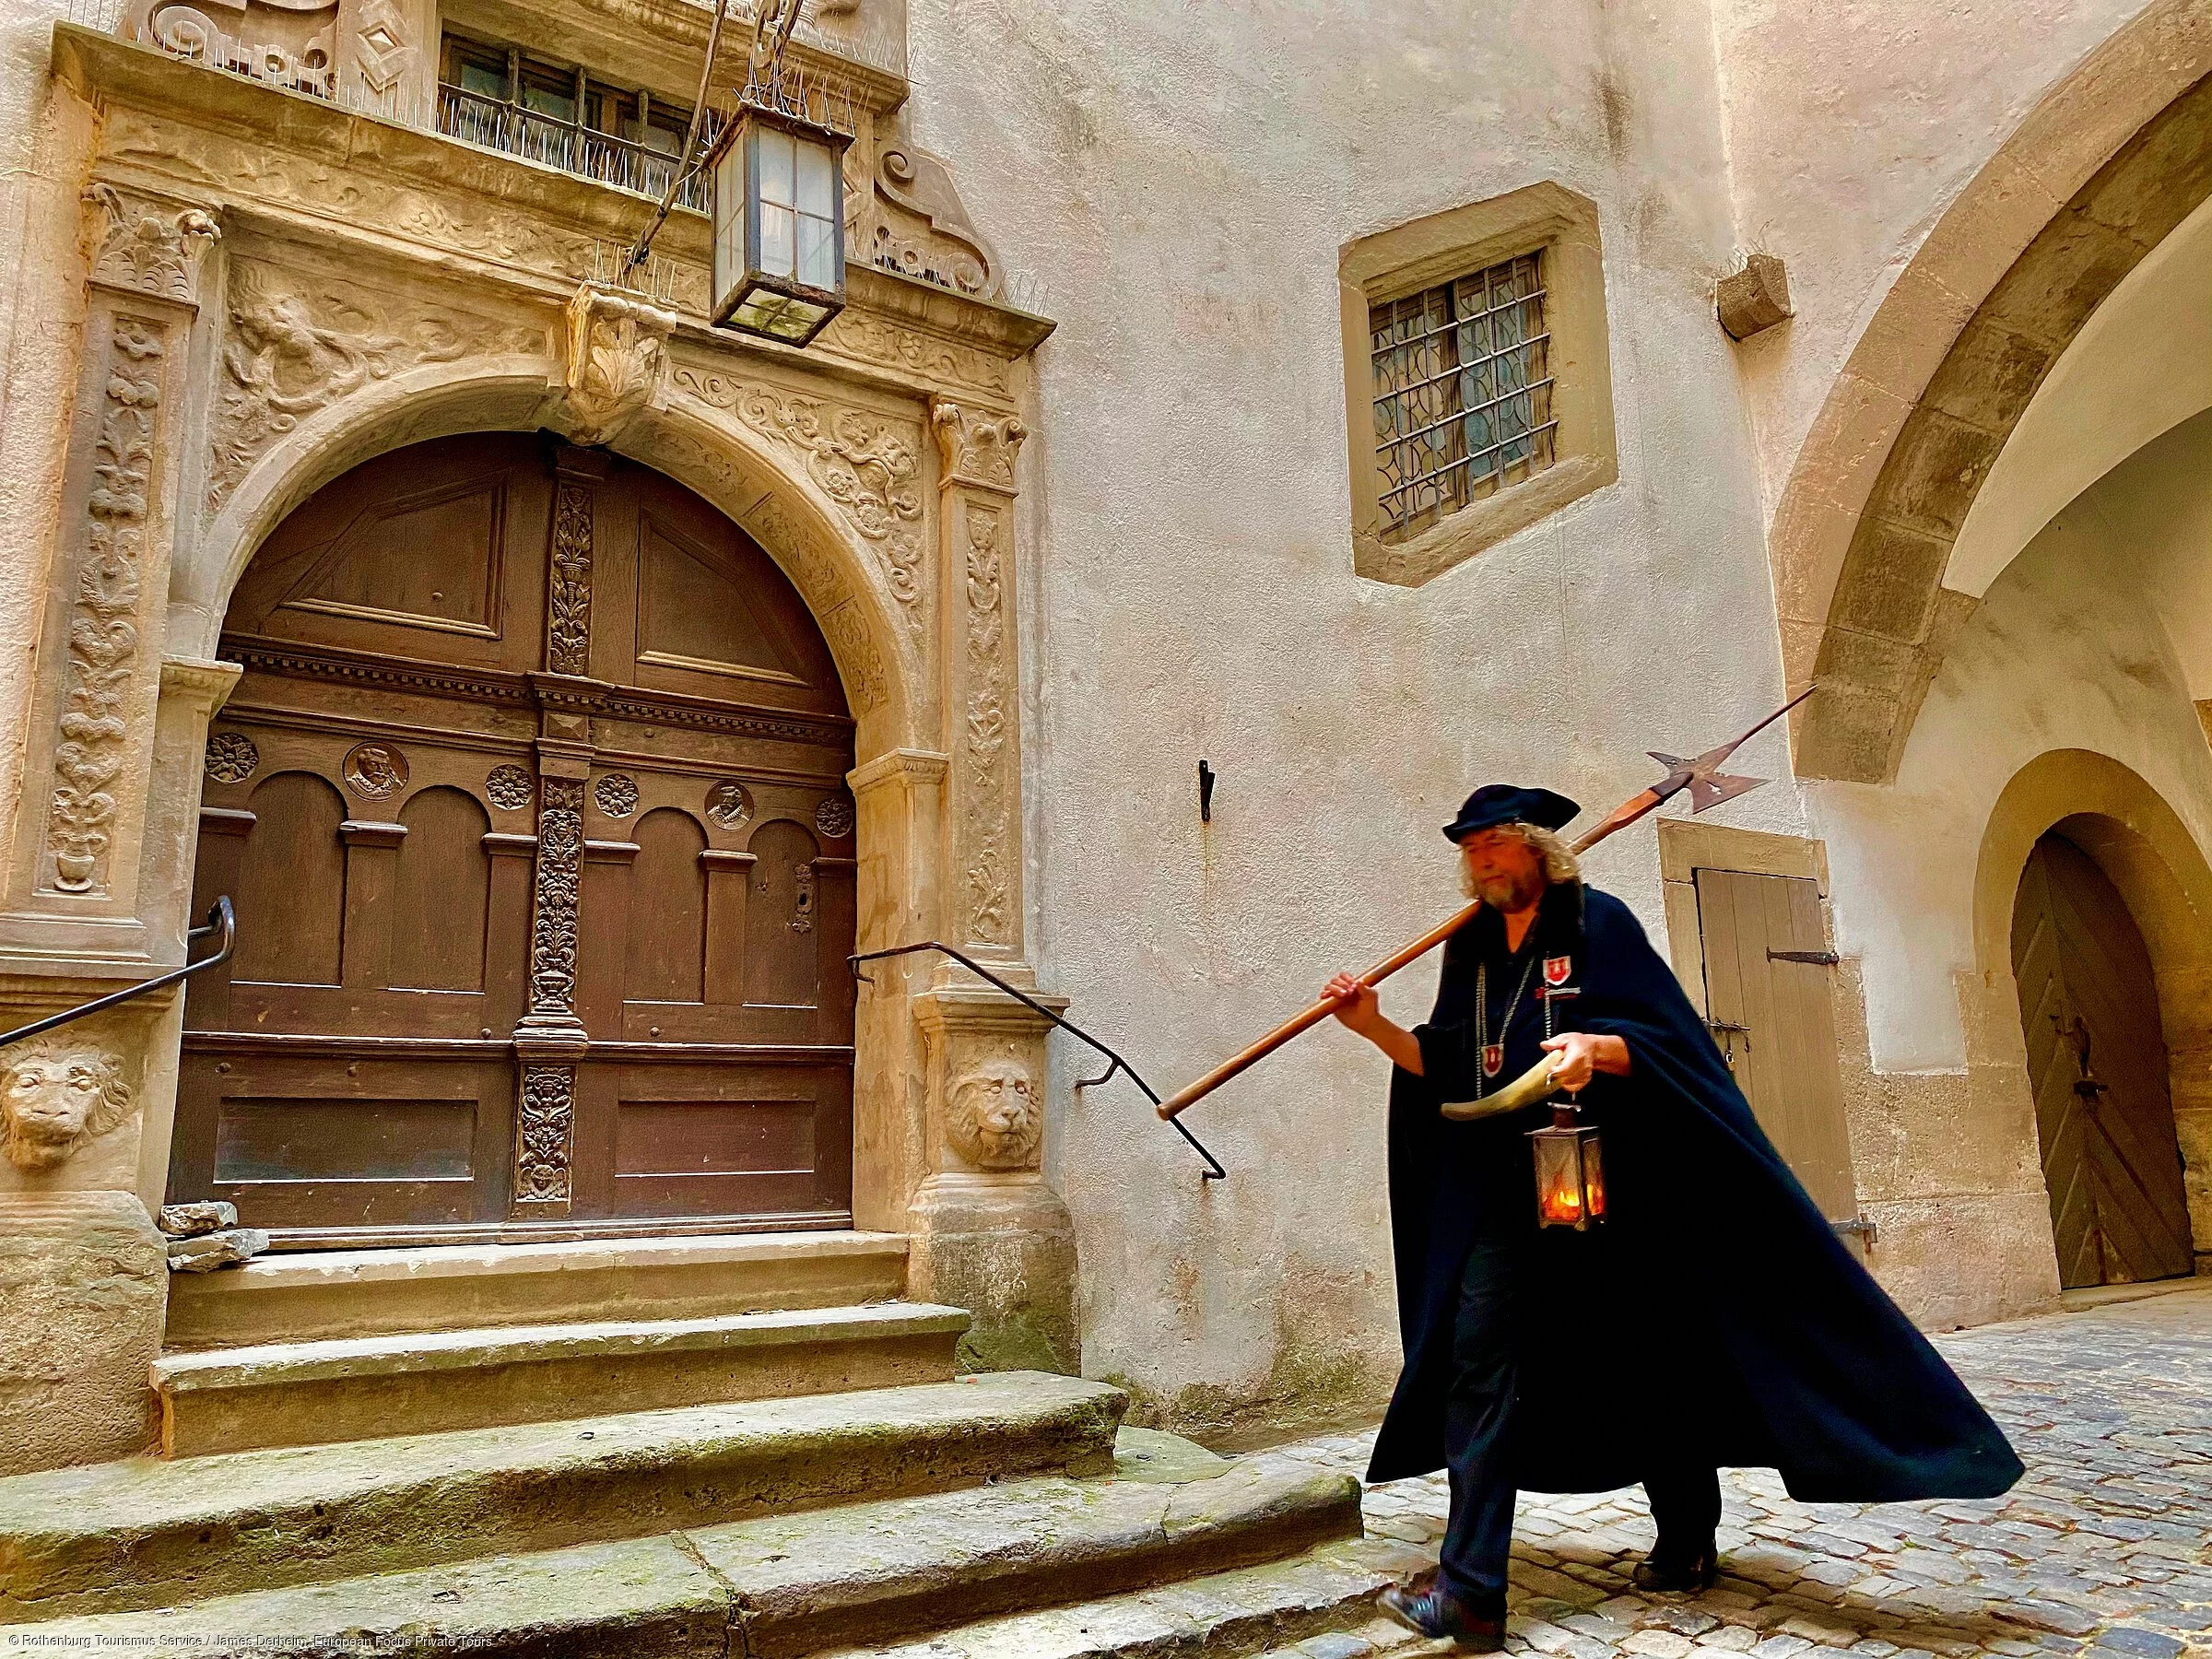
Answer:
[{"left": 1228, "top": 1283, "right": 2212, "bottom": 1659}]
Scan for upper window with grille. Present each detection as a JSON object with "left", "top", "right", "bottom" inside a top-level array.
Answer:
[
  {"left": 1338, "top": 183, "right": 1616, "bottom": 588},
  {"left": 1371, "top": 253, "right": 1557, "bottom": 545}
]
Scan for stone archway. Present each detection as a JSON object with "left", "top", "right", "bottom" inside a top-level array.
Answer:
[
  {"left": 1774, "top": 0, "right": 2212, "bottom": 782},
  {"left": 1971, "top": 750, "right": 2212, "bottom": 1287}
]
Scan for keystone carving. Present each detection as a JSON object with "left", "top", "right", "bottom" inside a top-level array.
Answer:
[
  {"left": 1, "top": 1040, "right": 136, "bottom": 1173},
  {"left": 930, "top": 398, "right": 1026, "bottom": 495},
  {"left": 563, "top": 284, "right": 677, "bottom": 448},
  {"left": 947, "top": 1056, "right": 1041, "bottom": 1170},
  {"left": 83, "top": 184, "right": 220, "bottom": 304}
]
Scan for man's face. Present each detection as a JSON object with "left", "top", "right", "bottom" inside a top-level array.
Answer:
[{"left": 1459, "top": 827, "right": 1547, "bottom": 912}]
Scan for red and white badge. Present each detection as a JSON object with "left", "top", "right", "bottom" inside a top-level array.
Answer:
[
  {"left": 1544, "top": 955, "right": 1573, "bottom": 988},
  {"left": 1483, "top": 1043, "right": 1504, "bottom": 1077}
]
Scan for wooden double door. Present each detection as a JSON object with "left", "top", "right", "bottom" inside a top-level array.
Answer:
[
  {"left": 173, "top": 434, "right": 859, "bottom": 1246},
  {"left": 2011, "top": 833, "right": 2194, "bottom": 1288}
]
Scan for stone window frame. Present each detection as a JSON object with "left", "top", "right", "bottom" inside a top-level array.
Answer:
[{"left": 1339, "top": 182, "right": 1618, "bottom": 587}]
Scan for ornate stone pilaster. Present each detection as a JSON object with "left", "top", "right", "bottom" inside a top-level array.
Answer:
[{"left": 930, "top": 398, "right": 1027, "bottom": 960}]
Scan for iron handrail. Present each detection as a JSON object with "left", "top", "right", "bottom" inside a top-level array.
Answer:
[
  {"left": 0, "top": 897, "right": 236, "bottom": 1050},
  {"left": 849, "top": 940, "right": 1226, "bottom": 1182}
]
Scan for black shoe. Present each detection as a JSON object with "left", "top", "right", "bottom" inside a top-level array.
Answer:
[
  {"left": 1632, "top": 1543, "right": 1719, "bottom": 1594},
  {"left": 1378, "top": 1582, "right": 1507, "bottom": 1652}
]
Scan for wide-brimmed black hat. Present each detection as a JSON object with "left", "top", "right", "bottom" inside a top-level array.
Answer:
[{"left": 1442, "top": 783, "right": 1582, "bottom": 842}]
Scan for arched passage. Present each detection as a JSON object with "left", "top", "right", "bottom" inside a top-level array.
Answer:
[
  {"left": 1773, "top": 0, "right": 2212, "bottom": 782},
  {"left": 175, "top": 432, "right": 861, "bottom": 1241},
  {"left": 1971, "top": 750, "right": 2212, "bottom": 1288}
]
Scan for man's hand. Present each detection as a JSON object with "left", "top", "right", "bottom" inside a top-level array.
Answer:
[
  {"left": 1540, "top": 1030, "right": 1632, "bottom": 1091},
  {"left": 1324, "top": 972, "right": 1383, "bottom": 1037}
]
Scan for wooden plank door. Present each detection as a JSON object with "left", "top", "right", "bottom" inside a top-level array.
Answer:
[
  {"left": 2010, "top": 833, "right": 2194, "bottom": 1287},
  {"left": 1693, "top": 868, "right": 1859, "bottom": 1220}
]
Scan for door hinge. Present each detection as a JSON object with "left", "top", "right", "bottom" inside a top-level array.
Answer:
[
  {"left": 1831, "top": 1216, "right": 1877, "bottom": 1242},
  {"left": 1768, "top": 948, "right": 1840, "bottom": 966}
]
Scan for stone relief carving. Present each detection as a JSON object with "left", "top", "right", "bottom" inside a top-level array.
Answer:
[
  {"left": 547, "top": 475, "right": 594, "bottom": 676},
  {"left": 931, "top": 398, "right": 1027, "bottom": 494},
  {"left": 1, "top": 1040, "right": 136, "bottom": 1173},
  {"left": 341, "top": 740, "right": 407, "bottom": 798},
  {"left": 868, "top": 136, "right": 1001, "bottom": 300},
  {"left": 815, "top": 795, "right": 854, "bottom": 840},
  {"left": 823, "top": 314, "right": 1009, "bottom": 398},
  {"left": 947, "top": 1056, "right": 1041, "bottom": 1171},
  {"left": 47, "top": 318, "right": 165, "bottom": 895},
  {"left": 513, "top": 1064, "right": 574, "bottom": 1205},
  {"left": 123, "top": 0, "right": 338, "bottom": 98},
  {"left": 210, "top": 260, "right": 538, "bottom": 513},
  {"left": 203, "top": 730, "right": 259, "bottom": 784},
  {"left": 527, "top": 777, "right": 585, "bottom": 1016},
  {"left": 347, "top": 0, "right": 417, "bottom": 95},
  {"left": 963, "top": 507, "right": 1011, "bottom": 946},
  {"left": 485, "top": 764, "right": 535, "bottom": 811},
  {"left": 669, "top": 368, "right": 926, "bottom": 627},
  {"left": 593, "top": 774, "right": 639, "bottom": 818},
  {"left": 83, "top": 184, "right": 220, "bottom": 303},
  {"left": 563, "top": 285, "right": 677, "bottom": 448}
]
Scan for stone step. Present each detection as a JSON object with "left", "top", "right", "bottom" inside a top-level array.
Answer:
[
  {"left": 0, "top": 1371, "right": 1125, "bottom": 1622},
  {"left": 152, "top": 1300, "right": 971, "bottom": 1456},
  {"left": 163, "top": 1230, "right": 912, "bottom": 1350},
  {"left": 11, "top": 1448, "right": 1369, "bottom": 1658}
]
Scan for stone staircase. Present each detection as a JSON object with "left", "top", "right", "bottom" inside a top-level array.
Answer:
[{"left": 0, "top": 1232, "right": 1430, "bottom": 1657}]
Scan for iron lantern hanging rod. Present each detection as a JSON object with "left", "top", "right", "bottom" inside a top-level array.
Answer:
[
  {"left": 622, "top": 0, "right": 744, "bottom": 277},
  {"left": 847, "top": 941, "right": 1228, "bottom": 1182},
  {"left": 0, "top": 897, "right": 236, "bottom": 1051}
]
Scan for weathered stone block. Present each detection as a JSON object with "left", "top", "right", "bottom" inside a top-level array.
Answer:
[
  {"left": 0, "top": 1192, "right": 164, "bottom": 1476},
  {"left": 1830, "top": 519, "right": 1951, "bottom": 644},
  {"left": 167, "top": 1226, "right": 269, "bottom": 1272},
  {"left": 157, "top": 1199, "right": 237, "bottom": 1237},
  {"left": 1717, "top": 253, "right": 1792, "bottom": 341}
]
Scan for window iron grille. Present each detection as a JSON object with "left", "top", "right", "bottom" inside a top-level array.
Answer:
[
  {"left": 435, "top": 82, "right": 716, "bottom": 214},
  {"left": 1371, "top": 252, "right": 1559, "bottom": 543}
]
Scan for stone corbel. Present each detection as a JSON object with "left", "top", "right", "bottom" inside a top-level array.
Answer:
[
  {"left": 867, "top": 135, "right": 1003, "bottom": 300},
  {"left": 560, "top": 283, "right": 678, "bottom": 448}
]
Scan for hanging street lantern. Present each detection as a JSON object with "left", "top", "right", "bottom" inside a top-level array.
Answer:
[
  {"left": 708, "top": 94, "right": 851, "bottom": 346},
  {"left": 1529, "top": 1100, "right": 1606, "bottom": 1230}
]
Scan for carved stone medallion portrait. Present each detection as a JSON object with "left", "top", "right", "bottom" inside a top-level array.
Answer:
[
  {"left": 342, "top": 741, "right": 409, "bottom": 799},
  {"left": 485, "top": 764, "right": 535, "bottom": 811},
  {"left": 204, "top": 731, "right": 260, "bottom": 785},
  {"left": 705, "top": 780, "right": 754, "bottom": 830},
  {"left": 594, "top": 774, "right": 640, "bottom": 818},
  {"left": 1, "top": 1039, "right": 135, "bottom": 1173},
  {"left": 947, "top": 1056, "right": 1042, "bottom": 1171},
  {"left": 815, "top": 794, "right": 855, "bottom": 840}
]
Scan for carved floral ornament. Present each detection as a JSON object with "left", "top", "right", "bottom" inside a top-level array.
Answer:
[
  {"left": 670, "top": 367, "right": 926, "bottom": 627},
  {"left": 931, "top": 399, "right": 1027, "bottom": 495},
  {"left": 83, "top": 184, "right": 220, "bottom": 303},
  {"left": 963, "top": 505, "right": 1011, "bottom": 947}
]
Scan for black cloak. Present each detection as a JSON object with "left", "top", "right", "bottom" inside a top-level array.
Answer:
[{"left": 1367, "top": 879, "right": 2023, "bottom": 1502}]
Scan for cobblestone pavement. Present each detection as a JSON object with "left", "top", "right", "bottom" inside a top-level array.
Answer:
[{"left": 1238, "top": 1284, "right": 2212, "bottom": 1659}]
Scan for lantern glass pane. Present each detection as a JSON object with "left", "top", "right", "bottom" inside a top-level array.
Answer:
[
  {"left": 712, "top": 137, "right": 747, "bottom": 308},
  {"left": 795, "top": 137, "right": 837, "bottom": 216},
  {"left": 797, "top": 209, "right": 837, "bottom": 289},
  {"left": 767, "top": 300, "right": 824, "bottom": 340},
  {"left": 760, "top": 202, "right": 796, "bottom": 279},
  {"left": 758, "top": 126, "right": 797, "bottom": 206},
  {"left": 1582, "top": 1134, "right": 1606, "bottom": 1220},
  {"left": 732, "top": 288, "right": 784, "bottom": 333},
  {"left": 1533, "top": 1133, "right": 1585, "bottom": 1227}
]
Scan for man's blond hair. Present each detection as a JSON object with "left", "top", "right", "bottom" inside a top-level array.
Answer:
[{"left": 1458, "top": 820, "right": 1581, "bottom": 896}]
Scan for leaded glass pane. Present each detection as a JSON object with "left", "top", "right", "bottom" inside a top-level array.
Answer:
[{"left": 1372, "top": 250, "right": 1558, "bottom": 541}]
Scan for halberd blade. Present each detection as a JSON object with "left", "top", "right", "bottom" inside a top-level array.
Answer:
[{"left": 1684, "top": 770, "right": 1766, "bottom": 813}]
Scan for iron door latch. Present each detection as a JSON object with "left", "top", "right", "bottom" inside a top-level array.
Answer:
[{"left": 1768, "top": 948, "right": 1840, "bottom": 966}]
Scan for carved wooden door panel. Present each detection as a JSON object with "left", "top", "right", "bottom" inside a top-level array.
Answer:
[
  {"left": 2010, "top": 834, "right": 2194, "bottom": 1288},
  {"left": 176, "top": 435, "right": 856, "bottom": 1246}
]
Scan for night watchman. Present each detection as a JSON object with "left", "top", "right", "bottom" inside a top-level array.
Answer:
[{"left": 1325, "top": 784, "right": 2023, "bottom": 1650}]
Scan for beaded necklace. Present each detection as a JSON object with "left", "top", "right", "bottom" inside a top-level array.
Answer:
[{"left": 1474, "top": 924, "right": 1550, "bottom": 1080}]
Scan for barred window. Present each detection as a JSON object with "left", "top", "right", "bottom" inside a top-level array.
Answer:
[{"left": 1371, "top": 253, "right": 1557, "bottom": 545}]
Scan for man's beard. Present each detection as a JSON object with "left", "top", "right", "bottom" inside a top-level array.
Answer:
[{"left": 1461, "top": 865, "right": 1547, "bottom": 912}]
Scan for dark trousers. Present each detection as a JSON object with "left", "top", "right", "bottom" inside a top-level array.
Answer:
[{"left": 1436, "top": 1232, "right": 1723, "bottom": 1611}]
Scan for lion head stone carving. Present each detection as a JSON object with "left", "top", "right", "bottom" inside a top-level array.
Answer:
[
  {"left": 1, "top": 1039, "right": 135, "bottom": 1173},
  {"left": 947, "top": 1057, "right": 1042, "bottom": 1171}
]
